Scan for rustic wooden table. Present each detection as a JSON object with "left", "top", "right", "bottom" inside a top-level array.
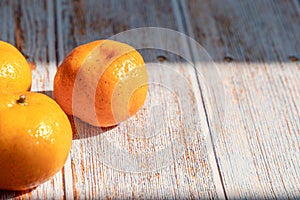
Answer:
[{"left": 0, "top": 0, "right": 299, "bottom": 199}]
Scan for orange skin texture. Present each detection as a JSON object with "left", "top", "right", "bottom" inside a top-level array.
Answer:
[
  {"left": 0, "top": 41, "right": 32, "bottom": 93},
  {"left": 54, "top": 40, "right": 148, "bottom": 127},
  {"left": 0, "top": 92, "right": 72, "bottom": 190}
]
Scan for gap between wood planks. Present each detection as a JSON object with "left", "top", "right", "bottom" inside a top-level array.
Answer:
[
  {"left": 172, "top": 0, "right": 227, "bottom": 199},
  {"left": 52, "top": 0, "right": 227, "bottom": 198},
  {"left": 54, "top": 0, "right": 75, "bottom": 199}
]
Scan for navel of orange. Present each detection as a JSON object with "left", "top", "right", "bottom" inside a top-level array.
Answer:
[{"left": 0, "top": 92, "right": 72, "bottom": 191}]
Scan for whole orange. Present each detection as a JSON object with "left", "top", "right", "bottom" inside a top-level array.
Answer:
[
  {"left": 0, "top": 92, "right": 72, "bottom": 190},
  {"left": 54, "top": 40, "right": 148, "bottom": 127},
  {"left": 0, "top": 40, "right": 32, "bottom": 93}
]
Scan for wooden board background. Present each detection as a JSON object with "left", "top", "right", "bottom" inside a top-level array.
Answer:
[{"left": 0, "top": 0, "right": 299, "bottom": 199}]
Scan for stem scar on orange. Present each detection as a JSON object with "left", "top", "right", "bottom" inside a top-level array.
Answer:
[
  {"left": 54, "top": 40, "right": 148, "bottom": 127},
  {"left": 0, "top": 40, "right": 32, "bottom": 93},
  {"left": 0, "top": 92, "right": 72, "bottom": 191}
]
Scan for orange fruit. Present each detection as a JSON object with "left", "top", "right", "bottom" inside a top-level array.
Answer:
[
  {"left": 0, "top": 92, "right": 72, "bottom": 190},
  {"left": 0, "top": 40, "right": 32, "bottom": 93},
  {"left": 54, "top": 40, "right": 148, "bottom": 127}
]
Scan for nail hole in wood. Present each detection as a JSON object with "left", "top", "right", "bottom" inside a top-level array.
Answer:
[
  {"left": 224, "top": 56, "right": 233, "bottom": 62},
  {"left": 288, "top": 56, "right": 298, "bottom": 62},
  {"left": 157, "top": 55, "right": 167, "bottom": 62}
]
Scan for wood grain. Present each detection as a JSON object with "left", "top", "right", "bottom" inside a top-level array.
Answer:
[
  {"left": 184, "top": 0, "right": 300, "bottom": 198},
  {"left": 55, "top": 0, "right": 223, "bottom": 199},
  {"left": 0, "top": 0, "right": 57, "bottom": 92},
  {"left": 0, "top": 0, "right": 64, "bottom": 199},
  {"left": 1, "top": 0, "right": 299, "bottom": 199}
]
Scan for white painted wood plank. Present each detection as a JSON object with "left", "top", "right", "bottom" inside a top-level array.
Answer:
[
  {"left": 0, "top": 0, "right": 65, "bottom": 199},
  {"left": 0, "top": 0, "right": 15, "bottom": 43},
  {"left": 173, "top": 0, "right": 227, "bottom": 199},
  {"left": 14, "top": 0, "right": 57, "bottom": 92},
  {"left": 4, "top": 0, "right": 299, "bottom": 199},
  {"left": 184, "top": 0, "right": 300, "bottom": 198},
  {"left": 56, "top": 0, "right": 222, "bottom": 199},
  {"left": 0, "top": 0, "right": 57, "bottom": 92}
]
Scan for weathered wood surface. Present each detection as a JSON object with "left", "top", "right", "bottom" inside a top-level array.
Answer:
[
  {"left": 0, "top": 0, "right": 65, "bottom": 199},
  {"left": 0, "top": 0, "right": 299, "bottom": 199},
  {"left": 184, "top": 0, "right": 300, "bottom": 198},
  {"left": 56, "top": 0, "right": 223, "bottom": 199}
]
